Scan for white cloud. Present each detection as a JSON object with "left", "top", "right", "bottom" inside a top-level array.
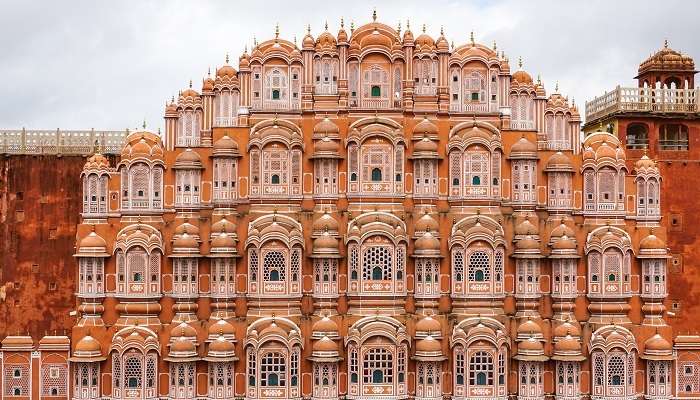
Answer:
[{"left": 0, "top": 0, "right": 697, "bottom": 129}]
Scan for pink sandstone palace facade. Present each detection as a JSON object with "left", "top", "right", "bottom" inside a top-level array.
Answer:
[{"left": 3, "top": 12, "right": 700, "bottom": 400}]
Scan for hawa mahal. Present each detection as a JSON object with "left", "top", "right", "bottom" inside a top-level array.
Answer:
[{"left": 2, "top": 11, "right": 700, "bottom": 400}]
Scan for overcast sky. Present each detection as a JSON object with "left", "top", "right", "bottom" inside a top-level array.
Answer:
[{"left": 1, "top": 0, "right": 698, "bottom": 131}]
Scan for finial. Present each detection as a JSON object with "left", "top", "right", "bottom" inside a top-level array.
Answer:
[
  {"left": 253, "top": 35, "right": 257, "bottom": 46},
  {"left": 325, "top": 21, "right": 328, "bottom": 31},
  {"left": 397, "top": 21, "right": 401, "bottom": 34},
  {"left": 518, "top": 56, "right": 523, "bottom": 69},
  {"left": 225, "top": 53, "right": 229, "bottom": 64},
  {"left": 555, "top": 81, "right": 559, "bottom": 92},
  {"left": 422, "top": 23, "right": 426, "bottom": 33},
  {"left": 372, "top": 8, "right": 377, "bottom": 22},
  {"left": 189, "top": 79, "right": 192, "bottom": 88},
  {"left": 293, "top": 35, "right": 297, "bottom": 46},
  {"left": 350, "top": 21, "right": 355, "bottom": 32},
  {"left": 142, "top": 119, "right": 146, "bottom": 129},
  {"left": 207, "top": 67, "right": 211, "bottom": 76},
  {"left": 275, "top": 23, "right": 280, "bottom": 39},
  {"left": 406, "top": 19, "right": 410, "bottom": 30},
  {"left": 664, "top": 39, "right": 668, "bottom": 48},
  {"left": 171, "top": 95, "right": 175, "bottom": 103},
  {"left": 451, "top": 40, "right": 454, "bottom": 50},
  {"left": 340, "top": 17, "right": 344, "bottom": 29},
  {"left": 493, "top": 40, "right": 497, "bottom": 51},
  {"left": 244, "top": 44, "right": 248, "bottom": 53},
  {"left": 537, "top": 74, "right": 541, "bottom": 85},
  {"left": 470, "top": 30, "right": 475, "bottom": 45},
  {"left": 307, "top": 24, "right": 311, "bottom": 35},
  {"left": 440, "top": 25, "right": 444, "bottom": 36}
]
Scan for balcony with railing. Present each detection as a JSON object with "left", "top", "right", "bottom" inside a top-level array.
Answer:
[
  {"left": 585, "top": 86, "right": 699, "bottom": 122},
  {"left": 250, "top": 100, "right": 301, "bottom": 112},
  {"left": 450, "top": 102, "right": 499, "bottom": 113},
  {"left": 0, "top": 129, "right": 128, "bottom": 155}
]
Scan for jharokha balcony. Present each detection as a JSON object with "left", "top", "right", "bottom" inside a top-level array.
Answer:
[{"left": 585, "top": 85, "right": 699, "bottom": 123}]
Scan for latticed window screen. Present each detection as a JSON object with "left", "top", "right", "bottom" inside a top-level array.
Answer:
[
  {"left": 469, "top": 351, "right": 494, "bottom": 385},
  {"left": 260, "top": 351, "right": 286, "bottom": 387},
  {"left": 468, "top": 251, "right": 491, "bottom": 282},
  {"left": 41, "top": 364, "right": 68, "bottom": 396},
  {"left": 4, "top": 364, "right": 30, "bottom": 396},
  {"left": 453, "top": 249, "right": 465, "bottom": 282},
  {"left": 362, "top": 246, "right": 393, "bottom": 280},
  {"left": 464, "top": 70, "right": 486, "bottom": 102},
  {"left": 263, "top": 251, "right": 286, "bottom": 282},
  {"left": 124, "top": 354, "right": 143, "bottom": 389},
  {"left": 363, "top": 347, "right": 393, "bottom": 384}
]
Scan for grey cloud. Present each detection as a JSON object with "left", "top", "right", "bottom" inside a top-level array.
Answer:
[{"left": 0, "top": 0, "right": 698, "bottom": 130}]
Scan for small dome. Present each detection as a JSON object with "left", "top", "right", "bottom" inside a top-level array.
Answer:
[
  {"left": 213, "top": 135, "right": 241, "bottom": 157},
  {"left": 175, "top": 222, "right": 200, "bottom": 237},
  {"left": 553, "top": 320, "right": 581, "bottom": 337},
  {"left": 414, "top": 136, "right": 438, "bottom": 153},
  {"left": 313, "top": 232, "right": 340, "bottom": 253},
  {"left": 519, "top": 337, "right": 544, "bottom": 352},
  {"left": 260, "top": 221, "right": 287, "bottom": 237},
  {"left": 550, "top": 222, "right": 575, "bottom": 239},
  {"left": 509, "top": 136, "right": 537, "bottom": 159},
  {"left": 83, "top": 153, "right": 110, "bottom": 171},
  {"left": 515, "top": 219, "right": 538, "bottom": 236},
  {"left": 517, "top": 318, "right": 542, "bottom": 335},
  {"left": 554, "top": 335, "right": 581, "bottom": 352},
  {"left": 413, "top": 117, "right": 438, "bottom": 135},
  {"left": 79, "top": 231, "right": 107, "bottom": 250},
  {"left": 415, "top": 231, "right": 440, "bottom": 251},
  {"left": 171, "top": 322, "right": 197, "bottom": 338},
  {"left": 302, "top": 32, "right": 315, "bottom": 49},
  {"left": 313, "top": 336, "right": 338, "bottom": 352},
  {"left": 181, "top": 88, "right": 200, "bottom": 98},
  {"left": 75, "top": 335, "right": 101, "bottom": 353},
  {"left": 312, "top": 315, "right": 339, "bottom": 335},
  {"left": 645, "top": 333, "right": 672, "bottom": 352},
  {"left": 512, "top": 69, "right": 533, "bottom": 85},
  {"left": 171, "top": 336, "right": 196, "bottom": 353},
  {"left": 209, "top": 336, "right": 235, "bottom": 353},
  {"left": 596, "top": 141, "right": 618, "bottom": 159},
  {"left": 211, "top": 232, "right": 236, "bottom": 250},
  {"left": 260, "top": 321, "right": 287, "bottom": 338},
  {"left": 639, "top": 41, "right": 695, "bottom": 76},
  {"left": 415, "top": 213, "right": 439, "bottom": 233},
  {"left": 173, "top": 233, "right": 199, "bottom": 251},
  {"left": 217, "top": 63, "right": 237, "bottom": 78},
  {"left": 175, "top": 148, "right": 203, "bottom": 169},
  {"left": 415, "top": 315, "right": 441, "bottom": 333},
  {"left": 314, "top": 117, "right": 340, "bottom": 136},
  {"left": 635, "top": 154, "right": 656, "bottom": 170},
  {"left": 516, "top": 235, "right": 540, "bottom": 250},
  {"left": 313, "top": 213, "right": 339, "bottom": 232},
  {"left": 314, "top": 136, "right": 340, "bottom": 154},
  {"left": 640, "top": 233, "right": 665, "bottom": 250},
  {"left": 552, "top": 235, "right": 577, "bottom": 250},
  {"left": 212, "top": 217, "right": 237, "bottom": 235},
  {"left": 203, "top": 76, "right": 214, "bottom": 91},
  {"left": 416, "top": 335, "right": 442, "bottom": 353},
  {"left": 545, "top": 152, "right": 573, "bottom": 172},
  {"left": 208, "top": 319, "right": 235, "bottom": 336}
]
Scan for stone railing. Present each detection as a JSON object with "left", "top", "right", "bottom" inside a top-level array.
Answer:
[
  {"left": 585, "top": 86, "right": 699, "bottom": 122},
  {"left": 0, "top": 129, "right": 128, "bottom": 155}
]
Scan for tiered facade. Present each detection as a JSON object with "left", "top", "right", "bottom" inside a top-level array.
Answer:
[{"left": 1, "top": 13, "right": 692, "bottom": 400}]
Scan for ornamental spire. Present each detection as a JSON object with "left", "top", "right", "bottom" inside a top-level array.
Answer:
[
  {"left": 340, "top": 17, "right": 344, "bottom": 29},
  {"left": 470, "top": 30, "right": 475, "bottom": 45},
  {"left": 493, "top": 40, "right": 497, "bottom": 51},
  {"left": 422, "top": 23, "right": 426, "bottom": 33},
  {"left": 324, "top": 21, "right": 328, "bottom": 31},
  {"left": 274, "top": 23, "right": 280, "bottom": 39},
  {"left": 225, "top": 53, "right": 229, "bottom": 64},
  {"left": 518, "top": 56, "right": 523, "bottom": 69},
  {"left": 372, "top": 8, "right": 377, "bottom": 22}
]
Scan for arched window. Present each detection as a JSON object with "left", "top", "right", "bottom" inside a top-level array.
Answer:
[
  {"left": 371, "top": 86, "right": 381, "bottom": 97},
  {"left": 469, "top": 351, "right": 493, "bottom": 386},
  {"left": 177, "top": 110, "right": 201, "bottom": 147},
  {"left": 626, "top": 123, "right": 649, "bottom": 149},
  {"left": 371, "top": 168, "right": 382, "bottom": 181},
  {"left": 659, "top": 123, "right": 689, "bottom": 150}
]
